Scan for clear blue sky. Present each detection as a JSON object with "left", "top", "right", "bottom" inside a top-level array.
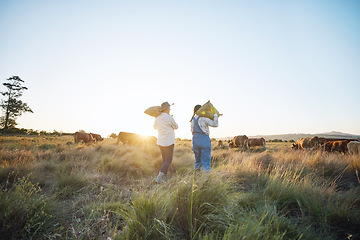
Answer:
[{"left": 1, "top": 0, "right": 359, "bottom": 139}]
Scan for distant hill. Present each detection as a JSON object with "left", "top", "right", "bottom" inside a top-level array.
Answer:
[
  {"left": 220, "top": 131, "right": 360, "bottom": 141},
  {"left": 250, "top": 131, "right": 360, "bottom": 141}
]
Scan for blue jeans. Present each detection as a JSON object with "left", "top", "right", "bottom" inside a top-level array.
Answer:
[{"left": 192, "top": 133, "right": 211, "bottom": 172}]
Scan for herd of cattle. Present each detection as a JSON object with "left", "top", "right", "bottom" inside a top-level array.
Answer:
[
  {"left": 74, "top": 131, "right": 104, "bottom": 144},
  {"left": 227, "top": 135, "right": 360, "bottom": 154},
  {"left": 221, "top": 135, "right": 360, "bottom": 155},
  {"left": 291, "top": 136, "right": 360, "bottom": 154},
  {"left": 74, "top": 131, "right": 360, "bottom": 155},
  {"left": 225, "top": 135, "right": 266, "bottom": 150}
]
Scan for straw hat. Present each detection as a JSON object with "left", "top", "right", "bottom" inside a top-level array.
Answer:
[{"left": 160, "top": 102, "right": 171, "bottom": 112}]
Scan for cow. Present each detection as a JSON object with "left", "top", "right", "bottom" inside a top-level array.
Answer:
[
  {"left": 347, "top": 141, "right": 360, "bottom": 155},
  {"left": 291, "top": 142, "right": 300, "bottom": 150},
  {"left": 322, "top": 140, "right": 349, "bottom": 154},
  {"left": 292, "top": 136, "right": 320, "bottom": 150},
  {"left": 218, "top": 140, "right": 224, "bottom": 147},
  {"left": 117, "top": 132, "right": 157, "bottom": 145},
  {"left": 319, "top": 137, "right": 358, "bottom": 146},
  {"left": 90, "top": 133, "right": 104, "bottom": 142},
  {"left": 248, "top": 138, "right": 266, "bottom": 149},
  {"left": 74, "top": 132, "right": 95, "bottom": 144},
  {"left": 117, "top": 132, "right": 140, "bottom": 145},
  {"left": 230, "top": 135, "right": 249, "bottom": 150}
]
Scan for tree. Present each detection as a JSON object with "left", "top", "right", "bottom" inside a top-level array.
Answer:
[{"left": 0, "top": 76, "right": 33, "bottom": 130}]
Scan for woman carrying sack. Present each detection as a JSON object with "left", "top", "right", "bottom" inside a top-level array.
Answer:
[
  {"left": 191, "top": 104, "right": 219, "bottom": 172},
  {"left": 153, "top": 102, "right": 178, "bottom": 183}
]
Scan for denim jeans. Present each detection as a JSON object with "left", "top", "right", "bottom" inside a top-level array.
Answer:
[{"left": 192, "top": 133, "right": 211, "bottom": 171}]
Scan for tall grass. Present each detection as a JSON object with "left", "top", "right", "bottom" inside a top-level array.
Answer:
[
  {"left": 201, "top": 205, "right": 305, "bottom": 240},
  {"left": 0, "top": 136, "right": 359, "bottom": 239},
  {"left": 116, "top": 173, "right": 235, "bottom": 240},
  {"left": 119, "top": 190, "right": 172, "bottom": 239},
  {"left": 170, "top": 174, "right": 234, "bottom": 239}
]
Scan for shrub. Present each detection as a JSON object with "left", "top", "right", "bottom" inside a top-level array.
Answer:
[{"left": 0, "top": 176, "right": 57, "bottom": 239}]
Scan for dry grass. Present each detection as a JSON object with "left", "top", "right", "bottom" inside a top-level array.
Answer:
[{"left": 0, "top": 136, "right": 360, "bottom": 239}]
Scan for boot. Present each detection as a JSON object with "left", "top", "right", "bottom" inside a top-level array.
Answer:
[{"left": 155, "top": 171, "right": 165, "bottom": 183}]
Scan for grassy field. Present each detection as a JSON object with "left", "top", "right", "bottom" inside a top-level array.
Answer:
[{"left": 1, "top": 135, "right": 360, "bottom": 239}]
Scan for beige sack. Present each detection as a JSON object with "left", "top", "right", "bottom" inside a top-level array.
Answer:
[
  {"left": 196, "top": 101, "right": 220, "bottom": 120},
  {"left": 144, "top": 106, "right": 161, "bottom": 117}
]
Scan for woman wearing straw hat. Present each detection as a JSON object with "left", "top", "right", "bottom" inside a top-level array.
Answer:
[
  {"left": 153, "top": 102, "right": 178, "bottom": 183},
  {"left": 191, "top": 104, "right": 218, "bottom": 172}
]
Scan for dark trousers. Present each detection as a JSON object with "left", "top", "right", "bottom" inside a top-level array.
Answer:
[{"left": 159, "top": 144, "right": 174, "bottom": 174}]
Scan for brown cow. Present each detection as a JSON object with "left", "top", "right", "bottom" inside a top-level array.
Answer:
[
  {"left": 323, "top": 140, "right": 349, "bottom": 154},
  {"left": 90, "top": 133, "right": 104, "bottom": 142},
  {"left": 74, "top": 132, "right": 95, "bottom": 144},
  {"left": 347, "top": 141, "right": 360, "bottom": 155},
  {"left": 248, "top": 138, "right": 266, "bottom": 149},
  {"left": 117, "top": 132, "right": 157, "bottom": 145},
  {"left": 292, "top": 137, "right": 320, "bottom": 150},
  {"left": 231, "top": 135, "right": 249, "bottom": 150},
  {"left": 117, "top": 132, "right": 140, "bottom": 145},
  {"left": 291, "top": 142, "right": 300, "bottom": 150},
  {"left": 218, "top": 140, "right": 224, "bottom": 147},
  {"left": 319, "top": 137, "right": 358, "bottom": 146}
]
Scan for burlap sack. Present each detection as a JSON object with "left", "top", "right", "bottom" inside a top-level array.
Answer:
[
  {"left": 144, "top": 106, "right": 161, "bottom": 117},
  {"left": 196, "top": 101, "right": 220, "bottom": 120}
]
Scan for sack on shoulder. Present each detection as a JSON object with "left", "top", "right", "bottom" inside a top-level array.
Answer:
[
  {"left": 196, "top": 101, "right": 220, "bottom": 120},
  {"left": 144, "top": 106, "right": 161, "bottom": 117}
]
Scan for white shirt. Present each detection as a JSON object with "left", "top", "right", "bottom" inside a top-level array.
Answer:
[
  {"left": 191, "top": 114, "right": 218, "bottom": 135},
  {"left": 154, "top": 113, "right": 178, "bottom": 146}
]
